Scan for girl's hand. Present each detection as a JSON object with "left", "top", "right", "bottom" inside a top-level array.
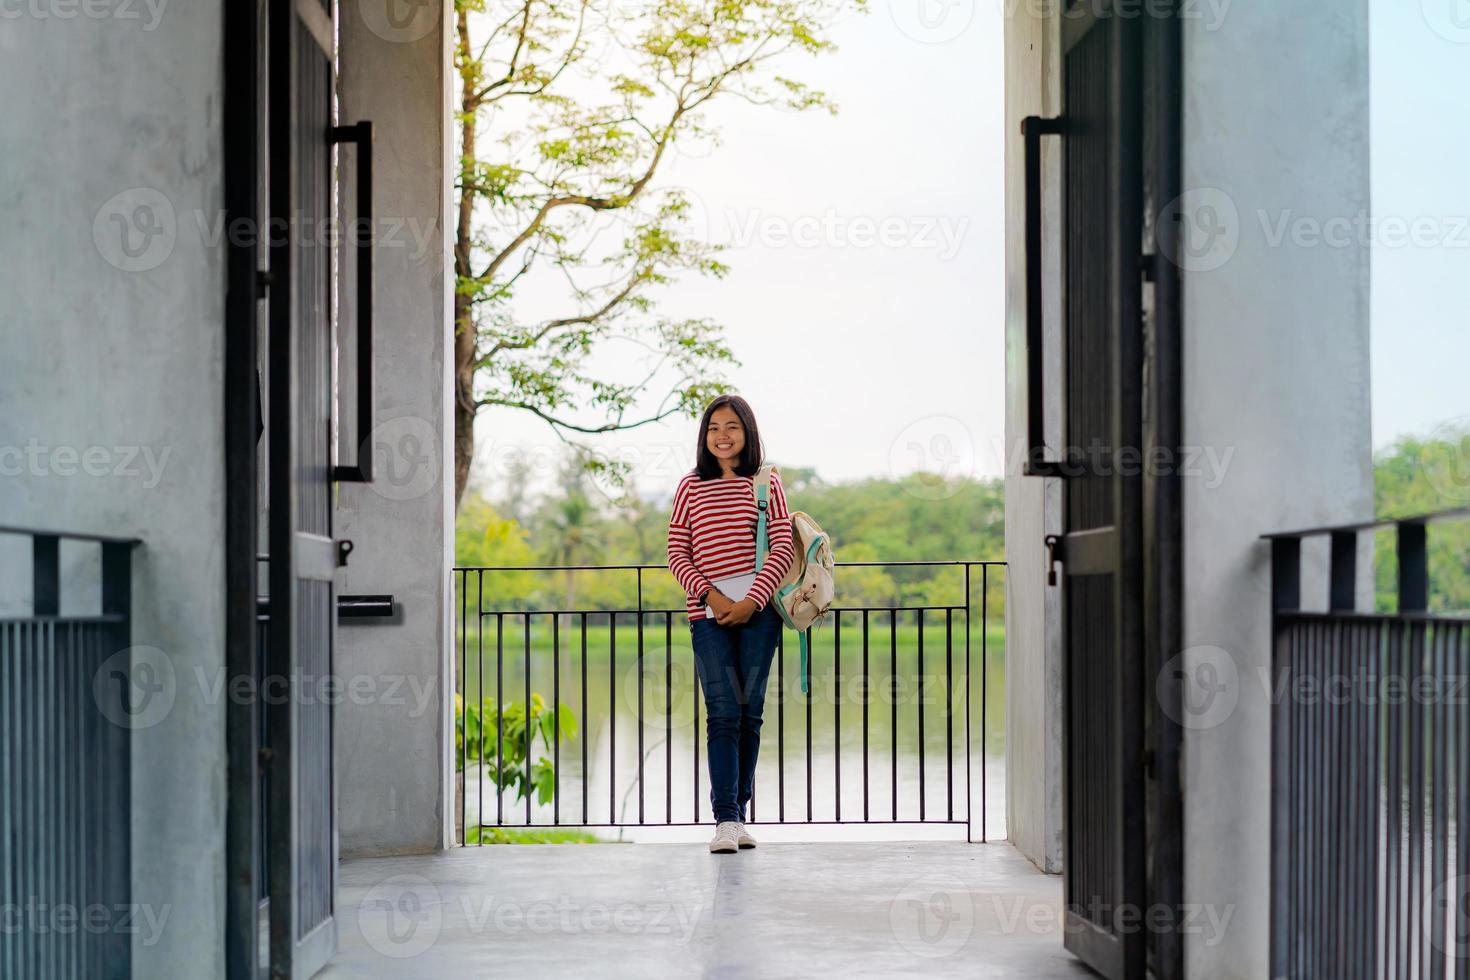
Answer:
[
  {"left": 716, "top": 597, "right": 758, "bottom": 626},
  {"left": 705, "top": 590, "right": 732, "bottom": 619}
]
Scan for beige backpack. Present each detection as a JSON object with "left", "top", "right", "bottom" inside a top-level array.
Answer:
[{"left": 753, "top": 464, "right": 835, "bottom": 693}]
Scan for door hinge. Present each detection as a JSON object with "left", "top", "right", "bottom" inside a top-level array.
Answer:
[
  {"left": 1143, "top": 747, "right": 1155, "bottom": 777},
  {"left": 1140, "top": 253, "right": 1157, "bottom": 282},
  {"left": 256, "top": 269, "right": 274, "bottom": 299}
]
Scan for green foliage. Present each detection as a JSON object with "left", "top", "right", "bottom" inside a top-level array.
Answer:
[
  {"left": 1373, "top": 428, "right": 1470, "bottom": 614},
  {"left": 456, "top": 692, "right": 579, "bottom": 807},
  {"left": 456, "top": 460, "right": 1005, "bottom": 615},
  {"left": 451, "top": 0, "right": 865, "bottom": 502}
]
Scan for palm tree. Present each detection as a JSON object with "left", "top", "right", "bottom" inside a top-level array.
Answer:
[{"left": 539, "top": 459, "right": 607, "bottom": 613}]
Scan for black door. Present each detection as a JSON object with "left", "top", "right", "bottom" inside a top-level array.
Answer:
[
  {"left": 1029, "top": 3, "right": 1187, "bottom": 975},
  {"left": 266, "top": 0, "right": 340, "bottom": 975}
]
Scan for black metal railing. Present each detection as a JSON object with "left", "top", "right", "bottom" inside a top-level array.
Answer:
[
  {"left": 454, "top": 560, "right": 1005, "bottom": 842},
  {"left": 1268, "top": 508, "right": 1470, "bottom": 978},
  {"left": 0, "top": 526, "right": 139, "bottom": 980}
]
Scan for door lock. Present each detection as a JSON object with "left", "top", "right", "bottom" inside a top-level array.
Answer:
[
  {"left": 337, "top": 539, "right": 355, "bottom": 568},
  {"left": 1044, "top": 534, "right": 1064, "bottom": 586}
]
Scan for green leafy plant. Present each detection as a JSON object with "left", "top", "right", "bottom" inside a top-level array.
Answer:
[{"left": 456, "top": 692, "right": 578, "bottom": 806}]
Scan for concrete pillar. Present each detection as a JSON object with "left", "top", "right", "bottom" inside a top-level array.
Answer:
[
  {"left": 0, "top": 4, "right": 229, "bottom": 977},
  {"left": 1179, "top": 4, "right": 1372, "bottom": 977},
  {"left": 335, "top": 1, "right": 456, "bottom": 856}
]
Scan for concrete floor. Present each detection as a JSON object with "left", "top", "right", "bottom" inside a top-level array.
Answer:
[{"left": 320, "top": 841, "right": 1095, "bottom": 979}]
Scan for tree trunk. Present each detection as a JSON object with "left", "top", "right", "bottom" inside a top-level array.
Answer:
[
  {"left": 454, "top": 288, "right": 476, "bottom": 510},
  {"left": 452, "top": 6, "right": 478, "bottom": 512}
]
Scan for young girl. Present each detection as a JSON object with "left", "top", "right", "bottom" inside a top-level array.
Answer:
[{"left": 666, "top": 394, "right": 796, "bottom": 853}]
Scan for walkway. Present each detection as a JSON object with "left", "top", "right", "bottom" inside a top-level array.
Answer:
[{"left": 320, "top": 841, "right": 1093, "bottom": 979}]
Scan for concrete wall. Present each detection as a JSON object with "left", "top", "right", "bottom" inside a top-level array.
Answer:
[
  {"left": 0, "top": 4, "right": 228, "bottom": 977},
  {"left": 1001, "top": 2, "right": 1065, "bottom": 874},
  {"left": 334, "top": 2, "right": 456, "bottom": 857},
  {"left": 1179, "top": 3, "right": 1373, "bottom": 977}
]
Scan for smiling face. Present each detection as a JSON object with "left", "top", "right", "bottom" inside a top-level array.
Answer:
[{"left": 705, "top": 406, "right": 746, "bottom": 469}]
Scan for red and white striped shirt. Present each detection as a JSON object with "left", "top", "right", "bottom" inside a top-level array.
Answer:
[{"left": 666, "top": 467, "right": 796, "bottom": 623}]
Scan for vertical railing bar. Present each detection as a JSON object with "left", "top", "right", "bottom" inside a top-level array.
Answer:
[
  {"left": 525, "top": 612, "right": 533, "bottom": 826},
  {"left": 581, "top": 612, "right": 588, "bottom": 825},
  {"left": 1455, "top": 622, "right": 1468, "bottom": 980},
  {"left": 946, "top": 606, "right": 953, "bottom": 822},
  {"left": 1351, "top": 621, "right": 1366, "bottom": 980},
  {"left": 1299, "top": 620, "right": 1311, "bottom": 975},
  {"left": 918, "top": 607, "right": 925, "bottom": 822},
  {"left": 834, "top": 610, "right": 841, "bottom": 822},
  {"left": 979, "top": 563, "right": 986, "bottom": 842},
  {"left": 1337, "top": 618, "right": 1349, "bottom": 977},
  {"left": 1323, "top": 618, "right": 1336, "bottom": 977},
  {"left": 1368, "top": 620, "right": 1381, "bottom": 980},
  {"left": 610, "top": 611, "right": 617, "bottom": 824},
  {"left": 474, "top": 572, "right": 483, "bottom": 844},
  {"left": 41, "top": 621, "right": 51, "bottom": 980},
  {"left": 778, "top": 628, "right": 785, "bottom": 823},
  {"left": 637, "top": 570, "right": 644, "bottom": 826},
  {"left": 553, "top": 607, "right": 561, "bottom": 826},
  {"left": 806, "top": 625, "right": 813, "bottom": 823},
  {"left": 459, "top": 570, "right": 467, "bottom": 844},
  {"left": 1390, "top": 619, "right": 1404, "bottom": 978},
  {"left": 1, "top": 623, "right": 10, "bottom": 980},
  {"left": 1311, "top": 620, "right": 1323, "bottom": 980},
  {"left": 666, "top": 612, "right": 673, "bottom": 826},
  {"left": 496, "top": 613, "right": 504, "bottom": 826},
  {"left": 891, "top": 609, "right": 898, "bottom": 822},
  {"left": 1410, "top": 620, "right": 1425, "bottom": 974},
  {"left": 1321, "top": 619, "right": 1333, "bottom": 976},
  {"left": 1432, "top": 620, "right": 1449, "bottom": 980},
  {"left": 863, "top": 608, "right": 870, "bottom": 823},
  {"left": 694, "top": 627, "right": 701, "bottom": 824}
]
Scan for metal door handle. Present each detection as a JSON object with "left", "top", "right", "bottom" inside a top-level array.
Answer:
[
  {"left": 331, "top": 120, "right": 375, "bottom": 483},
  {"left": 1021, "top": 116, "right": 1065, "bottom": 477}
]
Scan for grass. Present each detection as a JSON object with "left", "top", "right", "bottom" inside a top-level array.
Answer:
[{"left": 464, "top": 825, "right": 606, "bottom": 844}]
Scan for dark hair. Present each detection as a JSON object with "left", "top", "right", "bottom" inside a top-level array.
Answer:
[{"left": 694, "top": 394, "right": 764, "bottom": 480}]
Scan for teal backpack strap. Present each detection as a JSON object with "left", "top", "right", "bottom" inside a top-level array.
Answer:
[
  {"left": 752, "top": 464, "right": 771, "bottom": 574},
  {"left": 798, "top": 630, "right": 809, "bottom": 695}
]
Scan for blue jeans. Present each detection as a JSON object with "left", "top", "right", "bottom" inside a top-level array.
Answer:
[{"left": 690, "top": 602, "right": 782, "bottom": 824}]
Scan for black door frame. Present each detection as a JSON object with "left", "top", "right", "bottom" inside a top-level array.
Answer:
[
  {"left": 1142, "top": 6, "right": 1185, "bottom": 979},
  {"left": 223, "top": 0, "right": 263, "bottom": 976}
]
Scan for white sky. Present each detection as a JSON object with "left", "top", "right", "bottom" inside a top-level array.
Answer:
[{"left": 469, "top": 0, "right": 1468, "bottom": 505}]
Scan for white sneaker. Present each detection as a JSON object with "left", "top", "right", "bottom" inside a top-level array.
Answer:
[
  {"left": 709, "top": 821, "right": 741, "bottom": 853},
  {"left": 735, "top": 822, "right": 757, "bottom": 849}
]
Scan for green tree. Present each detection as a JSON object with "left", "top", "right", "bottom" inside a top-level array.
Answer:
[
  {"left": 451, "top": 0, "right": 861, "bottom": 508},
  {"left": 1373, "top": 428, "right": 1470, "bottom": 614}
]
